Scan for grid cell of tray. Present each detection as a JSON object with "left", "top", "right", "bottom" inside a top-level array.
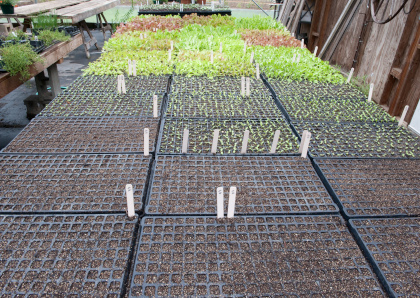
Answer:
[
  {"left": 292, "top": 121, "right": 420, "bottom": 158},
  {"left": 159, "top": 118, "right": 299, "bottom": 155},
  {"left": 166, "top": 91, "right": 283, "bottom": 119},
  {"left": 0, "top": 214, "right": 136, "bottom": 297},
  {"left": 3, "top": 117, "right": 159, "bottom": 154},
  {"left": 315, "top": 159, "right": 420, "bottom": 218},
  {"left": 350, "top": 218, "right": 420, "bottom": 297},
  {"left": 146, "top": 155, "right": 338, "bottom": 215},
  {"left": 0, "top": 154, "right": 151, "bottom": 213},
  {"left": 130, "top": 215, "right": 385, "bottom": 297},
  {"left": 39, "top": 92, "right": 164, "bottom": 118}
]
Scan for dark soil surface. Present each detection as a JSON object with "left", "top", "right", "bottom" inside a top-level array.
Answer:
[
  {"left": 350, "top": 218, "right": 420, "bottom": 297},
  {"left": 130, "top": 215, "right": 385, "bottom": 297},
  {"left": 317, "top": 159, "right": 420, "bottom": 217},
  {"left": 0, "top": 154, "right": 151, "bottom": 212},
  {"left": 3, "top": 117, "right": 159, "bottom": 154},
  {"left": 0, "top": 214, "right": 136, "bottom": 297},
  {"left": 146, "top": 155, "right": 337, "bottom": 214}
]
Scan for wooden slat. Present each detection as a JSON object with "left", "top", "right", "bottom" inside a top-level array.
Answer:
[
  {"left": 0, "top": 0, "right": 89, "bottom": 17},
  {"left": 390, "top": 68, "right": 402, "bottom": 80},
  {"left": 0, "top": 34, "right": 83, "bottom": 99},
  {"left": 57, "top": 0, "right": 119, "bottom": 23}
]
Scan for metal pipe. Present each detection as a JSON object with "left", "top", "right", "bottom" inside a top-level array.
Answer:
[{"left": 250, "top": 0, "right": 270, "bottom": 17}]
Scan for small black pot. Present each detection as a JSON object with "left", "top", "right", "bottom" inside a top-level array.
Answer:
[{"left": 30, "top": 40, "right": 44, "bottom": 48}]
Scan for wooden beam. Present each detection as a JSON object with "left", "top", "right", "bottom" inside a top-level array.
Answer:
[
  {"left": 289, "top": 0, "right": 306, "bottom": 34},
  {"left": 390, "top": 68, "right": 402, "bottom": 80}
]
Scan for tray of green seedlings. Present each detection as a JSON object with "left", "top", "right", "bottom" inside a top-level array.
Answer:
[
  {"left": 130, "top": 215, "right": 385, "bottom": 297},
  {"left": 158, "top": 118, "right": 299, "bottom": 155},
  {"left": 3, "top": 117, "right": 160, "bottom": 154},
  {"left": 166, "top": 91, "right": 283, "bottom": 119},
  {"left": 292, "top": 121, "right": 420, "bottom": 158},
  {"left": 314, "top": 159, "right": 420, "bottom": 218},
  {"left": 39, "top": 92, "right": 165, "bottom": 118},
  {"left": 137, "top": 3, "right": 231, "bottom": 14},
  {"left": 0, "top": 214, "right": 137, "bottom": 297},
  {"left": 0, "top": 154, "right": 151, "bottom": 213}
]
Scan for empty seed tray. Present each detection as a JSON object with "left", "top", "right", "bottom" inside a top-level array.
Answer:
[
  {"left": 38, "top": 92, "right": 164, "bottom": 118},
  {"left": 0, "top": 214, "right": 137, "bottom": 297},
  {"left": 166, "top": 91, "right": 283, "bottom": 119},
  {"left": 292, "top": 121, "right": 420, "bottom": 158},
  {"left": 0, "top": 154, "right": 151, "bottom": 213},
  {"left": 349, "top": 218, "right": 420, "bottom": 297},
  {"left": 3, "top": 117, "right": 159, "bottom": 154},
  {"left": 314, "top": 159, "right": 420, "bottom": 218},
  {"left": 146, "top": 155, "right": 338, "bottom": 215},
  {"left": 130, "top": 215, "right": 385, "bottom": 297}
]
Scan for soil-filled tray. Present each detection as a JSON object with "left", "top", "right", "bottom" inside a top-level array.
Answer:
[
  {"left": 63, "top": 75, "right": 171, "bottom": 94},
  {"left": 0, "top": 214, "right": 136, "bottom": 297},
  {"left": 3, "top": 117, "right": 159, "bottom": 154},
  {"left": 159, "top": 118, "right": 299, "bottom": 155},
  {"left": 171, "top": 75, "right": 270, "bottom": 96},
  {"left": 146, "top": 155, "right": 338, "bottom": 215},
  {"left": 267, "top": 78, "right": 367, "bottom": 101},
  {"left": 292, "top": 121, "right": 420, "bottom": 158},
  {"left": 166, "top": 91, "right": 283, "bottom": 119},
  {"left": 349, "top": 218, "right": 420, "bottom": 297},
  {"left": 130, "top": 215, "right": 385, "bottom": 297},
  {"left": 279, "top": 98, "right": 394, "bottom": 123},
  {"left": 0, "top": 154, "right": 151, "bottom": 213},
  {"left": 38, "top": 92, "right": 164, "bottom": 118},
  {"left": 314, "top": 159, "right": 420, "bottom": 218}
]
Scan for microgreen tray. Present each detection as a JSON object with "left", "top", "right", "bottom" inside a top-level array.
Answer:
[
  {"left": 158, "top": 118, "right": 299, "bottom": 155},
  {"left": 3, "top": 117, "right": 160, "bottom": 154},
  {"left": 130, "top": 215, "right": 385, "bottom": 297},
  {"left": 0, "top": 214, "right": 137, "bottom": 297},
  {"left": 314, "top": 158, "right": 420, "bottom": 218},
  {"left": 0, "top": 154, "right": 152, "bottom": 213},
  {"left": 291, "top": 121, "right": 420, "bottom": 158},
  {"left": 145, "top": 155, "right": 338, "bottom": 215},
  {"left": 349, "top": 218, "right": 420, "bottom": 297}
]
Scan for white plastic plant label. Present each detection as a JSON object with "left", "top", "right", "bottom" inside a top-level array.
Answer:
[
  {"left": 132, "top": 60, "right": 137, "bottom": 76},
  {"left": 246, "top": 77, "right": 250, "bottom": 97},
  {"left": 217, "top": 187, "right": 224, "bottom": 218},
  {"left": 128, "top": 60, "right": 132, "bottom": 76},
  {"left": 399, "top": 105, "right": 409, "bottom": 126},
  {"left": 219, "top": 42, "right": 222, "bottom": 53},
  {"left": 256, "top": 63, "right": 260, "bottom": 78},
  {"left": 301, "top": 39, "right": 304, "bottom": 49},
  {"left": 314, "top": 46, "right": 318, "bottom": 57},
  {"left": 241, "top": 76, "right": 245, "bottom": 97},
  {"left": 250, "top": 51, "right": 254, "bottom": 64},
  {"left": 182, "top": 129, "right": 189, "bottom": 153},
  {"left": 300, "top": 131, "right": 311, "bottom": 158},
  {"left": 241, "top": 130, "right": 249, "bottom": 154},
  {"left": 153, "top": 95, "right": 158, "bottom": 118},
  {"left": 299, "top": 130, "right": 308, "bottom": 153},
  {"left": 126, "top": 184, "right": 135, "bottom": 218},
  {"left": 270, "top": 130, "right": 281, "bottom": 153},
  {"left": 347, "top": 68, "right": 354, "bottom": 84},
  {"left": 170, "top": 40, "right": 173, "bottom": 51},
  {"left": 227, "top": 187, "right": 237, "bottom": 218},
  {"left": 144, "top": 128, "right": 149, "bottom": 156},
  {"left": 211, "top": 129, "right": 220, "bottom": 154},
  {"left": 368, "top": 83, "right": 374, "bottom": 102}
]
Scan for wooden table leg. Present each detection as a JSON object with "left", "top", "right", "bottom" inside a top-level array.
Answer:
[
  {"left": 34, "top": 71, "right": 51, "bottom": 101},
  {"left": 47, "top": 63, "right": 61, "bottom": 99},
  {"left": 77, "top": 20, "right": 100, "bottom": 58}
]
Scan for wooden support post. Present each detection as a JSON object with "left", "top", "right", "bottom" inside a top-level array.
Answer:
[{"left": 47, "top": 63, "right": 61, "bottom": 98}]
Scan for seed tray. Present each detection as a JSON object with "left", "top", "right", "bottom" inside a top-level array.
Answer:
[
  {"left": 292, "top": 121, "right": 420, "bottom": 158},
  {"left": 267, "top": 78, "right": 367, "bottom": 101},
  {"left": 170, "top": 75, "right": 271, "bottom": 95},
  {"left": 0, "top": 154, "right": 151, "bottom": 213},
  {"left": 159, "top": 118, "right": 299, "bottom": 155},
  {"left": 38, "top": 92, "right": 164, "bottom": 118},
  {"left": 314, "top": 159, "right": 420, "bottom": 218},
  {"left": 349, "top": 218, "right": 420, "bottom": 297},
  {"left": 166, "top": 91, "right": 283, "bottom": 119},
  {"left": 3, "top": 117, "right": 159, "bottom": 154},
  {"left": 0, "top": 214, "right": 136, "bottom": 297},
  {"left": 63, "top": 75, "right": 171, "bottom": 94},
  {"left": 146, "top": 155, "right": 338, "bottom": 215},
  {"left": 130, "top": 215, "right": 385, "bottom": 297}
]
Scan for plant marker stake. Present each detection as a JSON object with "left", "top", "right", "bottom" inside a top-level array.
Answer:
[
  {"left": 241, "top": 130, "right": 249, "bottom": 153},
  {"left": 241, "top": 76, "right": 245, "bottom": 97},
  {"left": 144, "top": 128, "right": 149, "bottom": 156},
  {"left": 128, "top": 60, "right": 132, "bottom": 76},
  {"left": 246, "top": 77, "right": 250, "bottom": 97},
  {"left": 211, "top": 1, "right": 215, "bottom": 11},
  {"left": 234, "top": 29, "right": 237, "bottom": 34},
  {"left": 170, "top": 40, "right": 173, "bottom": 51},
  {"left": 347, "top": 67, "right": 354, "bottom": 84},
  {"left": 35, "top": 36, "right": 38, "bottom": 41},
  {"left": 292, "top": 54, "right": 296, "bottom": 63},
  {"left": 217, "top": 187, "right": 224, "bottom": 218},
  {"left": 144, "top": 33, "right": 147, "bottom": 39},
  {"left": 168, "top": 50, "right": 171, "bottom": 61},
  {"left": 211, "top": 50, "right": 214, "bottom": 64},
  {"left": 250, "top": 51, "right": 254, "bottom": 64},
  {"left": 211, "top": 129, "right": 220, "bottom": 154},
  {"left": 368, "top": 83, "right": 374, "bottom": 102},
  {"left": 227, "top": 187, "right": 237, "bottom": 218},
  {"left": 398, "top": 105, "right": 409, "bottom": 127},
  {"left": 300, "top": 132, "right": 311, "bottom": 158},
  {"left": 291, "top": 33, "right": 295, "bottom": 38},
  {"left": 244, "top": 42, "right": 247, "bottom": 54},
  {"left": 256, "top": 63, "right": 260, "bottom": 78},
  {"left": 182, "top": 129, "right": 189, "bottom": 153},
  {"left": 121, "top": 76, "right": 126, "bottom": 94},
  {"left": 219, "top": 42, "right": 222, "bottom": 53},
  {"left": 153, "top": 95, "right": 158, "bottom": 118},
  {"left": 314, "top": 46, "right": 318, "bottom": 56},
  {"left": 299, "top": 130, "right": 308, "bottom": 153},
  {"left": 117, "top": 75, "right": 122, "bottom": 94},
  {"left": 132, "top": 61, "right": 137, "bottom": 76},
  {"left": 301, "top": 39, "right": 304, "bottom": 49},
  {"left": 296, "top": 54, "right": 301, "bottom": 63},
  {"left": 270, "top": 130, "right": 280, "bottom": 153},
  {"left": 126, "top": 184, "right": 135, "bottom": 218}
]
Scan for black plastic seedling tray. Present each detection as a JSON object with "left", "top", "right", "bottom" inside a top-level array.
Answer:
[
  {"left": 3, "top": 117, "right": 160, "bottom": 154},
  {"left": 158, "top": 118, "right": 299, "bottom": 155},
  {"left": 166, "top": 91, "right": 284, "bottom": 119},
  {"left": 0, "top": 154, "right": 152, "bottom": 213},
  {"left": 145, "top": 155, "right": 338, "bottom": 215},
  {"left": 38, "top": 92, "right": 165, "bottom": 118},
  {"left": 292, "top": 121, "right": 420, "bottom": 158},
  {"left": 130, "top": 215, "right": 385, "bottom": 297},
  {"left": 349, "top": 218, "right": 420, "bottom": 297},
  {"left": 0, "top": 214, "right": 137, "bottom": 297},
  {"left": 314, "top": 158, "right": 420, "bottom": 218}
]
